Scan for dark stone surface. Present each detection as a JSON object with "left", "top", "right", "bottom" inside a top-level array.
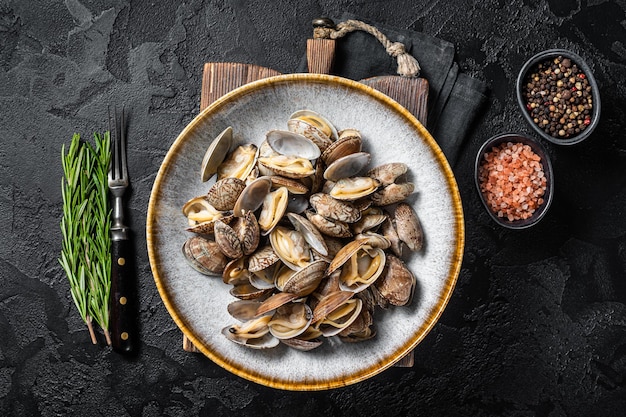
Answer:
[{"left": 1, "top": 0, "right": 625, "bottom": 415}]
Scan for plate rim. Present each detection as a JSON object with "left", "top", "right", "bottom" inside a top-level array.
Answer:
[{"left": 146, "top": 73, "right": 465, "bottom": 390}]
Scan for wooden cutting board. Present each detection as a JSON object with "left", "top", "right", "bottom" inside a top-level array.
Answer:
[{"left": 182, "top": 58, "right": 428, "bottom": 368}]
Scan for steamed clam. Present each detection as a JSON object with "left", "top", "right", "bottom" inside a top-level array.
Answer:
[
  {"left": 222, "top": 315, "right": 279, "bottom": 349},
  {"left": 327, "top": 239, "right": 386, "bottom": 293},
  {"left": 214, "top": 211, "right": 260, "bottom": 259},
  {"left": 182, "top": 196, "right": 227, "bottom": 234},
  {"left": 207, "top": 177, "right": 246, "bottom": 211},
  {"left": 312, "top": 291, "right": 363, "bottom": 337},
  {"left": 268, "top": 302, "right": 313, "bottom": 339},
  {"left": 182, "top": 236, "right": 228, "bottom": 276},
  {"left": 321, "top": 128, "right": 362, "bottom": 165},
  {"left": 373, "top": 254, "right": 416, "bottom": 307},
  {"left": 201, "top": 126, "right": 233, "bottom": 182},
  {"left": 217, "top": 143, "right": 258, "bottom": 181},
  {"left": 329, "top": 177, "right": 380, "bottom": 201},
  {"left": 266, "top": 130, "right": 321, "bottom": 160},
  {"left": 394, "top": 203, "right": 424, "bottom": 252},
  {"left": 276, "top": 260, "right": 327, "bottom": 297},
  {"left": 258, "top": 187, "right": 289, "bottom": 234},
  {"left": 258, "top": 155, "right": 315, "bottom": 179},
  {"left": 181, "top": 111, "right": 426, "bottom": 352},
  {"left": 305, "top": 211, "right": 353, "bottom": 238},
  {"left": 368, "top": 162, "right": 415, "bottom": 206},
  {"left": 287, "top": 109, "right": 337, "bottom": 151},
  {"left": 309, "top": 193, "right": 361, "bottom": 223},
  {"left": 324, "top": 152, "right": 371, "bottom": 182},
  {"left": 269, "top": 226, "right": 311, "bottom": 270}
]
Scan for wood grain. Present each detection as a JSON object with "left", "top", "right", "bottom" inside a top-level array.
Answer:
[
  {"left": 361, "top": 75, "right": 429, "bottom": 127},
  {"left": 200, "top": 62, "right": 281, "bottom": 110},
  {"left": 306, "top": 39, "right": 336, "bottom": 74}
]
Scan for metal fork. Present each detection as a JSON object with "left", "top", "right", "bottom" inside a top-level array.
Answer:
[{"left": 108, "top": 106, "right": 136, "bottom": 355}]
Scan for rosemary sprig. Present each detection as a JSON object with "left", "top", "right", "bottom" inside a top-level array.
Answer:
[{"left": 59, "top": 132, "right": 112, "bottom": 345}]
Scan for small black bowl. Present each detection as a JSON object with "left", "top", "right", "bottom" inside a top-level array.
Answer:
[
  {"left": 516, "top": 49, "right": 601, "bottom": 145},
  {"left": 474, "top": 133, "right": 554, "bottom": 229}
]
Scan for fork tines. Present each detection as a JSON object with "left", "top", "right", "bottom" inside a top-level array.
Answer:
[{"left": 108, "top": 106, "right": 128, "bottom": 185}]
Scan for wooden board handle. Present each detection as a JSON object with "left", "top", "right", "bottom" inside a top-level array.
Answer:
[{"left": 306, "top": 38, "right": 336, "bottom": 74}]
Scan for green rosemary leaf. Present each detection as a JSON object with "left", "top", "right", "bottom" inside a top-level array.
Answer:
[{"left": 59, "top": 131, "right": 112, "bottom": 344}]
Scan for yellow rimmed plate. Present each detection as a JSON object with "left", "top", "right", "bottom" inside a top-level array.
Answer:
[{"left": 147, "top": 73, "right": 464, "bottom": 391}]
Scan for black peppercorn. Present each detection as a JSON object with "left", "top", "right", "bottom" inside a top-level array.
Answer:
[{"left": 523, "top": 55, "right": 593, "bottom": 139}]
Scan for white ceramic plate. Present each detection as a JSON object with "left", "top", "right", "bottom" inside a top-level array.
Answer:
[{"left": 147, "top": 74, "right": 464, "bottom": 390}]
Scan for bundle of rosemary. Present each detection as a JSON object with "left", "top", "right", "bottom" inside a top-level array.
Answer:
[{"left": 59, "top": 132, "right": 112, "bottom": 345}]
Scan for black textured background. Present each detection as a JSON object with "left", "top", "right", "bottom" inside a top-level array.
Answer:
[{"left": 1, "top": 0, "right": 625, "bottom": 416}]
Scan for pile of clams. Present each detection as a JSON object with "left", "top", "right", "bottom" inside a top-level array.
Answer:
[{"left": 182, "top": 110, "right": 424, "bottom": 351}]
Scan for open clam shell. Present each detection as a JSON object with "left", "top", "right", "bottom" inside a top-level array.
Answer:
[
  {"left": 313, "top": 294, "right": 363, "bottom": 337},
  {"left": 329, "top": 177, "right": 380, "bottom": 201},
  {"left": 266, "top": 130, "right": 321, "bottom": 160},
  {"left": 311, "top": 290, "right": 355, "bottom": 323},
  {"left": 287, "top": 110, "right": 338, "bottom": 151},
  {"left": 258, "top": 155, "right": 315, "bottom": 179},
  {"left": 233, "top": 176, "right": 272, "bottom": 216},
  {"left": 217, "top": 143, "right": 258, "bottom": 181},
  {"left": 258, "top": 187, "right": 289, "bottom": 235},
  {"left": 324, "top": 152, "right": 371, "bottom": 182},
  {"left": 269, "top": 226, "right": 312, "bottom": 270},
  {"left": 222, "top": 256, "right": 251, "bottom": 286},
  {"left": 326, "top": 240, "right": 386, "bottom": 293},
  {"left": 227, "top": 299, "right": 265, "bottom": 321},
  {"left": 338, "top": 295, "right": 374, "bottom": 339},
  {"left": 277, "top": 260, "right": 328, "bottom": 297},
  {"left": 201, "top": 126, "right": 233, "bottom": 182},
  {"left": 287, "top": 212, "right": 328, "bottom": 257},
  {"left": 268, "top": 302, "right": 313, "bottom": 340},
  {"left": 352, "top": 207, "right": 387, "bottom": 234},
  {"left": 289, "top": 110, "right": 339, "bottom": 141},
  {"left": 182, "top": 196, "right": 223, "bottom": 225},
  {"left": 183, "top": 196, "right": 232, "bottom": 235},
  {"left": 321, "top": 129, "right": 362, "bottom": 165},
  {"left": 337, "top": 245, "right": 386, "bottom": 293},
  {"left": 222, "top": 315, "right": 279, "bottom": 349}
]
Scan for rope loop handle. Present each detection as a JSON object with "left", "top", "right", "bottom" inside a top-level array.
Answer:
[{"left": 312, "top": 18, "right": 421, "bottom": 77}]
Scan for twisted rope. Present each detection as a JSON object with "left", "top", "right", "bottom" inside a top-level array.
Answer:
[{"left": 313, "top": 19, "right": 420, "bottom": 77}]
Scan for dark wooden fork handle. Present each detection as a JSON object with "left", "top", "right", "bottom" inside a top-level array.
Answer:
[{"left": 110, "top": 238, "right": 136, "bottom": 354}]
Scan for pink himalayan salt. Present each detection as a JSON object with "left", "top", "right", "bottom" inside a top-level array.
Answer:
[{"left": 478, "top": 142, "right": 547, "bottom": 222}]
